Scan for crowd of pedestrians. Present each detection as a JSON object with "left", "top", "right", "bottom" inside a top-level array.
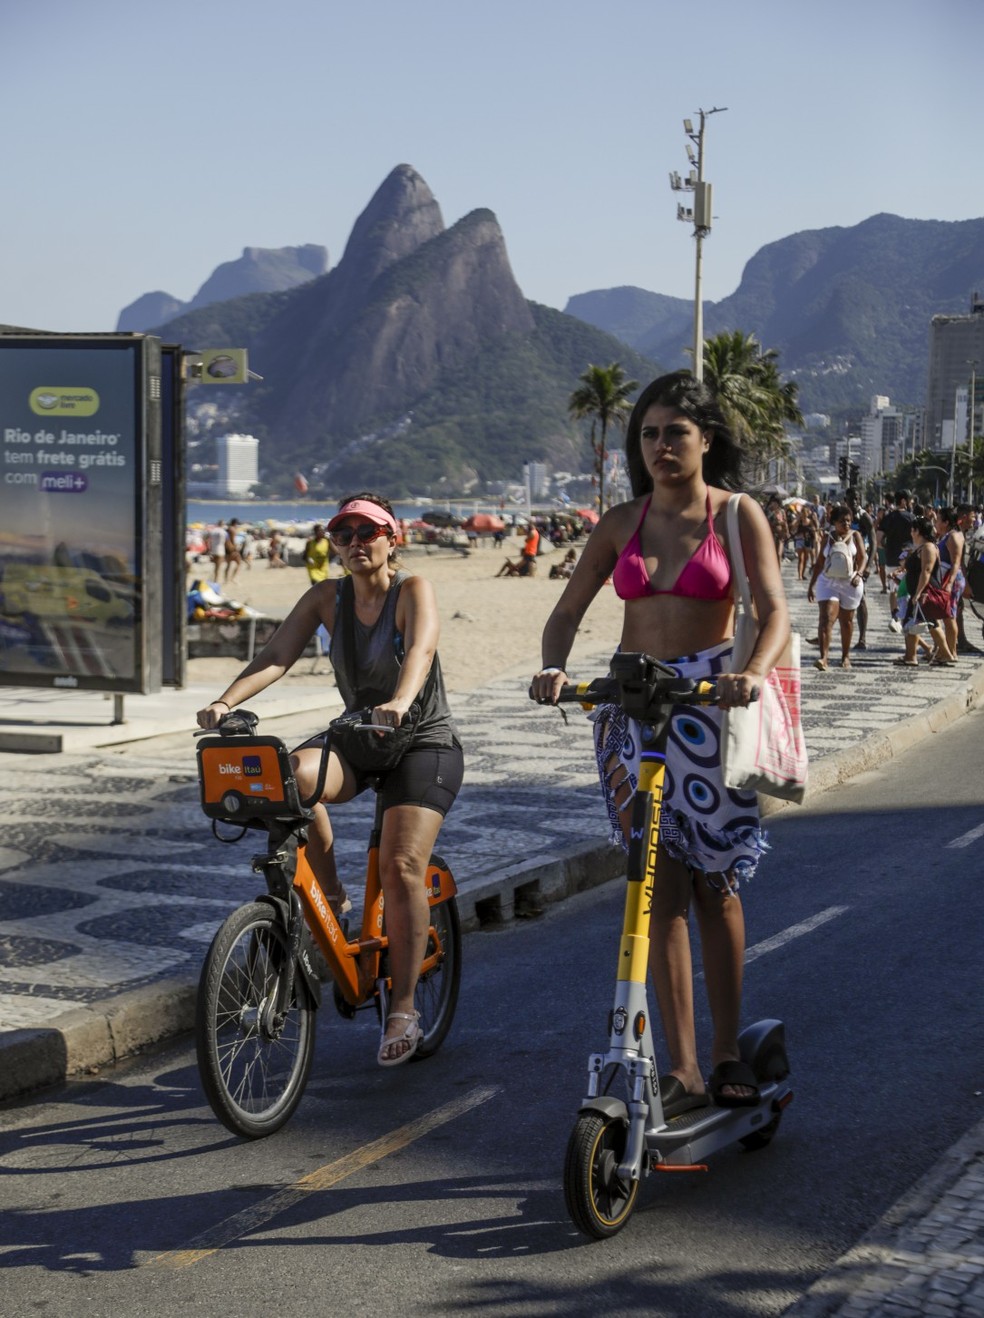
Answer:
[{"left": 766, "top": 490, "right": 983, "bottom": 670}]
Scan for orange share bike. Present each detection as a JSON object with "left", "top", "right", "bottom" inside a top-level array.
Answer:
[{"left": 194, "top": 708, "right": 461, "bottom": 1138}]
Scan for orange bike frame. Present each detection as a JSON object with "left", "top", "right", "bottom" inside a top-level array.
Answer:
[{"left": 290, "top": 837, "right": 457, "bottom": 1008}]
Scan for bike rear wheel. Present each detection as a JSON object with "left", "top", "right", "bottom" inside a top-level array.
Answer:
[
  {"left": 413, "top": 896, "right": 461, "bottom": 1059},
  {"left": 196, "top": 902, "right": 315, "bottom": 1138}
]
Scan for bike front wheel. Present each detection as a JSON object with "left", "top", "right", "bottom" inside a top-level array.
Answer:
[
  {"left": 196, "top": 902, "right": 316, "bottom": 1138},
  {"left": 413, "top": 896, "right": 461, "bottom": 1059},
  {"left": 564, "top": 1111, "right": 640, "bottom": 1239}
]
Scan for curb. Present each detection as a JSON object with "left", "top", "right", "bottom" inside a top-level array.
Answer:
[
  {"left": 3, "top": 664, "right": 983, "bottom": 1104},
  {"left": 0, "top": 978, "right": 196, "bottom": 1101},
  {"left": 781, "top": 1112, "right": 984, "bottom": 1316}
]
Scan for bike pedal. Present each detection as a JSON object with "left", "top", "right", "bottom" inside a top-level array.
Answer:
[{"left": 332, "top": 981, "right": 357, "bottom": 1020}]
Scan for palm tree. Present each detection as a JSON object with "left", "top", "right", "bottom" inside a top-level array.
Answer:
[
  {"left": 701, "top": 331, "right": 803, "bottom": 480},
  {"left": 568, "top": 362, "right": 638, "bottom": 514}
]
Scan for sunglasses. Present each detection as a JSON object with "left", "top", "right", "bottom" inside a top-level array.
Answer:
[{"left": 329, "top": 522, "right": 390, "bottom": 548}]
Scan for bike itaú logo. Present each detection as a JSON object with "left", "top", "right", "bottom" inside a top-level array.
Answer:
[
  {"left": 309, "top": 879, "right": 339, "bottom": 943},
  {"left": 242, "top": 756, "right": 262, "bottom": 776},
  {"left": 29, "top": 387, "right": 100, "bottom": 416}
]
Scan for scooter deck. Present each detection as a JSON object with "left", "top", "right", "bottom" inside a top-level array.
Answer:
[{"left": 649, "top": 1080, "right": 793, "bottom": 1166}]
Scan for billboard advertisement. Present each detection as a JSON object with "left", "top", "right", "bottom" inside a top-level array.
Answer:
[{"left": 0, "top": 335, "right": 162, "bottom": 693}]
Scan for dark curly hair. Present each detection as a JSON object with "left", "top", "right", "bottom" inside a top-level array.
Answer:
[
  {"left": 624, "top": 371, "right": 744, "bottom": 496},
  {"left": 911, "top": 515, "right": 935, "bottom": 540}
]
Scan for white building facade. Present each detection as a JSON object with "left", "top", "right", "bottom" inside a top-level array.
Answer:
[
  {"left": 216, "top": 433, "right": 259, "bottom": 497},
  {"left": 860, "top": 396, "right": 906, "bottom": 476}
]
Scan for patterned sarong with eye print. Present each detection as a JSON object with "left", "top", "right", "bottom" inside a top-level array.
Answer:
[{"left": 591, "top": 641, "right": 768, "bottom": 890}]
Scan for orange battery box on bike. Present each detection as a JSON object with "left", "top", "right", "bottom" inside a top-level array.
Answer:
[{"left": 197, "top": 735, "right": 304, "bottom": 823}]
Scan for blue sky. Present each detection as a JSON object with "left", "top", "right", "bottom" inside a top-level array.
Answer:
[{"left": 2, "top": 0, "right": 981, "bottom": 333}]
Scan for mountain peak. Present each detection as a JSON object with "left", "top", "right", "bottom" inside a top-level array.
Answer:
[{"left": 338, "top": 164, "right": 444, "bottom": 284}]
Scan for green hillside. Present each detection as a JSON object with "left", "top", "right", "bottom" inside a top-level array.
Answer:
[{"left": 310, "top": 304, "right": 659, "bottom": 495}]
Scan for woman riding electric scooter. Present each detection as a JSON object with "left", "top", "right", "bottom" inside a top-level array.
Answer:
[{"left": 532, "top": 371, "right": 792, "bottom": 1116}]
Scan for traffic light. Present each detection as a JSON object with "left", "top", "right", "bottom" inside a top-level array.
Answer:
[
  {"left": 849, "top": 462, "right": 860, "bottom": 486},
  {"left": 838, "top": 456, "right": 848, "bottom": 482}
]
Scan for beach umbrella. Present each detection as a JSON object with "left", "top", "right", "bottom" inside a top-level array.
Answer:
[
  {"left": 755, "top": 482, "right": 790, "bottom": 499},
  {"left": 576, "top": 507, "right": 600, "bottom": 525},
  {"left": 463, "top": 513, "right": 505, "bottom": 532}
]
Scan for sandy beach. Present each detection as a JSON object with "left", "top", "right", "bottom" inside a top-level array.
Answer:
[{"left": 186, "top": 539, "right": 624, "bottom": 701}]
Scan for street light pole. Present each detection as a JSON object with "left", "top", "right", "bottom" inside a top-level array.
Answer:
[
  {"left": 670, "top": 107, "right": 727, "bottom": 384},
  {"left": 967, "top": 359, "right": 978, "bottom": 505}
]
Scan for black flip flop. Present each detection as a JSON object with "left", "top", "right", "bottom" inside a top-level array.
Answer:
[
  {"left": 659, "top": 1074, "right": 710, "bottom": 1120},
  {"left": 709, "top": 1060, "right": 760, "bottom": 1108}
]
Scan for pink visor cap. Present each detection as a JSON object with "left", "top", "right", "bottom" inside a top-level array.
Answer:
[{"left": 327, "top": 500, "right": 399, "bottom": 535}]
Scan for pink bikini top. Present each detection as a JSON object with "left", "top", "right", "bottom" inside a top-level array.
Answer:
[{"left": 612, "top": 491, "right": 732, "bottom": 602}]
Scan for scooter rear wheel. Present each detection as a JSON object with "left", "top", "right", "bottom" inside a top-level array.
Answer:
[
  {"left": 740, "top": 1112, "right": 782, "bottom": 1151},
  {"left": 564, "top": 1111, "right": 640, "bottom": 1239}
]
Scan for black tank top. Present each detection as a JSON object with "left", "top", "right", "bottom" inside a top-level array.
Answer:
[
  {"left": 905, "top": 546, "right": 942, "bottom": 596},
  {"left": 329, "top": 571, "right": 459, "bottom": 748}
]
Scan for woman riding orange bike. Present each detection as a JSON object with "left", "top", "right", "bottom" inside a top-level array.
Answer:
[
  {"left": 531, "top": 371, "right": 791, "bottom": 1115},
  {"left": 197, "top": 492, "right": 464, "bottom": 1067}
]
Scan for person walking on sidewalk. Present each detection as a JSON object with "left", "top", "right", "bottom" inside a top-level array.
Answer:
[
  {"left": 881, "top": 491, "right": 914, "bottom": 632},
  {"left": 792, "top": 502, "right": 818, "bottom": 581},
  {"left": 935, "top": 507, "right": 965, "bottom": 664},
  {"left": 807, "top": 503, "right": 867, "bottom": 670},
  {"left": 954, "top": 504, "right": 982, "bottom": 654},
  {"left": 894, "top": 515, "right": 956, "bottom": 667},
  {"left": 532, "top": 370, "right": 791, "bottom": 1115},
  {"left": 849, "top": 494, "right": 875, "bottom": 650}
]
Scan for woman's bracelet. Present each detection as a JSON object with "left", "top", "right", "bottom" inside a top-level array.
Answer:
[
  {"left": 540, "top": 667, "right": 566, "bottom": 676},
  {"left": 212, "top": 699, "right": 231, "bottom": 709}
]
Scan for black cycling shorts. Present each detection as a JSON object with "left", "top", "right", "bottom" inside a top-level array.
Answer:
[
  {"left": 297, "top": 734, "right": 464, "bottom": 818},
  {"left": 373, "top": 741, "right": 464, "bottom": 817}
]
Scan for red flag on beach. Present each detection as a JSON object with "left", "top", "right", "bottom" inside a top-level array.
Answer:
[{"left": 293, "top": 472, "right": 309, "bottom": 495}]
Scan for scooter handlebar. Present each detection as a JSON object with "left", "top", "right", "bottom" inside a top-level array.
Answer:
[{"left": 530, "top": 677, "right": 761, "bottom": 709}]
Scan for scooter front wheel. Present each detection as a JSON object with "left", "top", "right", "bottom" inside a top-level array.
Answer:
[{"left": 564, "top": 1111, "right": 640, "bottom": 1239}]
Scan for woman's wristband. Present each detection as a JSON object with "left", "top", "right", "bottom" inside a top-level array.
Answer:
[
  {"left": 212, "top": 699, "right": 231, "bottom": 709},
  {"left": 539, "top": 667, "right": 566, "bottom": 676}
]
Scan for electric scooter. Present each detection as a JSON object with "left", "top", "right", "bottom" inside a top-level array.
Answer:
[{"left": 540, "top": 652, "right": 792, "bottom": 1239}]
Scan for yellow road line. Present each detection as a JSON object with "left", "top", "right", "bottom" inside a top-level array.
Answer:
[{"left": 145, "top": 1084, "right": 499, "bottom": 1269}]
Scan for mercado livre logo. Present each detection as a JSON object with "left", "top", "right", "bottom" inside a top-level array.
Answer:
[{"left": 29, "top": 387, "right": 100, "bottom": 417}]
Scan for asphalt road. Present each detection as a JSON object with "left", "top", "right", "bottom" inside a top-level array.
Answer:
[{"left": 1, "top": 709, "right": 982, "bottom": 1317}]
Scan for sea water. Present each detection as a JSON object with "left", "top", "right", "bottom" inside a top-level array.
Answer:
[{"left": 187, "top": 498, "right": 509, "bottom": 527}]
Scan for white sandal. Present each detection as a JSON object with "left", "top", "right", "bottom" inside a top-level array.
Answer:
[{"left": 377, "top": 1011, "right": 421, "bottom": 1067}]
